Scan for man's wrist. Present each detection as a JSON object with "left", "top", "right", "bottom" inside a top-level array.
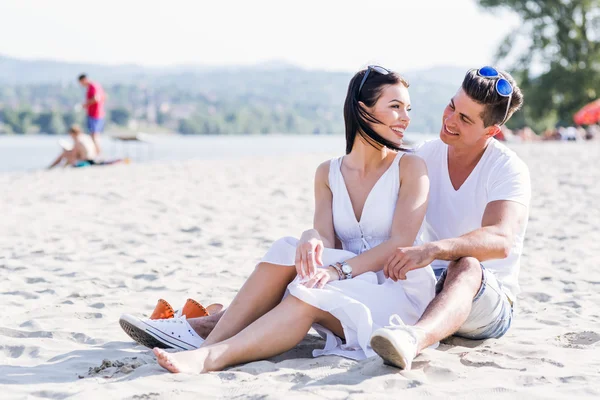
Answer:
[{"left": 425, "top": 241, "right": 442, "bottom": 260}]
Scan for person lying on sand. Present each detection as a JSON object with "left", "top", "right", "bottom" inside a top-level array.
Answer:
[
  {"left": 48, "top": 124, "right": 98, "bottom": 169},
  {"left": 121, "top": 65, "right": 439, "bottom": 373}
]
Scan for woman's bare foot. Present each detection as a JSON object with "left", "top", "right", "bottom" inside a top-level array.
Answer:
[
  {"left": 153, "top": 348, "right": 180, "bottom": 373},
  {"left": 153, "top": 347, "right": 216, "bottom": 374}
]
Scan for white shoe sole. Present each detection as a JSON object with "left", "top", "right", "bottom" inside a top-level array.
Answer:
[
  {"left": 370, "top": 330, "right": 412, "bottom": 370},
  {"left": 119, "top": 314, "right": 202, "bottom": 351}
]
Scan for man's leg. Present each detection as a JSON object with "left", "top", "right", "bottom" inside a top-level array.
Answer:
[
  {"left": 370, "top": 257, "right": 483, "bottom": 369},
  {"left": 187, "top": 310, "right": 225, "bottom": 339},
  {"left": 91, "top": 132, "right": 101, "bottom": 155},
  {"left": 87, "top": 116, "right": 102, "bottom": 155},
  {"left": 412, "top": 257, "right": 482, "bottom": 352}
]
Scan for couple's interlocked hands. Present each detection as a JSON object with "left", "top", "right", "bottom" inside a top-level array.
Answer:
[
  {"left": 384, "top": 243, "right": 437, "bottom": 281},
  {"left": 295, "top": 230, "right": 339, "bottom": 289}
]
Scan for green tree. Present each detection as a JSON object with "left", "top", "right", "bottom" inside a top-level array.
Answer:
[
  {"left": 109, "top": 107, "right": 131, "bottom": 126},
  {"left": 63, "top": 111, "right": 83, "bottom": 129},
  {"left": 178, "top": 118, "right": 202, "bottom": 135},
  {"left": 36, "top": 111, "right": 66, "bottom": 134},
  {"left": 18, "top": 109, "right": 35, "bottom": 134},
  {"left": 1, "top": 109, "right": 21, "bottom": 133},
  {"left": 478, "top": 0, "right": 600, "bottom": 131}
]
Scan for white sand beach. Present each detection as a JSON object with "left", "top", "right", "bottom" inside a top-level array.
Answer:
[{"left": 1, "top": 141, "right": 599, "bottom": 399}]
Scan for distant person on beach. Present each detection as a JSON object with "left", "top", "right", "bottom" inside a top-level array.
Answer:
[
  {"left": 78, "top": 74, "right": 105, "bottom": 155},
  {"left": 48, "top": 125, "right": 98, "bottom": 169},
  {"left": 120, "top": 65, "right": 439, "bottom": 373}
]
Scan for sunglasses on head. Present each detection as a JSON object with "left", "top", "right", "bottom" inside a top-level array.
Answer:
[
  {"left": 475, "top": 66, "right": 513, "bottom": 126},
  {"left": 357, "top": 65, "right": 391, "bottom": 98}
]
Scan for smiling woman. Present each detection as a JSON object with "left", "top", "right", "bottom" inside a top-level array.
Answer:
[
  {"left": 344, "top": 65, "right": 412, "bottom": 154},
  {"left": 118, "top": 66, "right": 437, "bottom": 374}
]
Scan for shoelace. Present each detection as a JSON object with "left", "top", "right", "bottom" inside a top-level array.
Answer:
[
  {"left": 385, "top": 314, "right": 406, "bottom": 329},
  {"left": 384, "top": 314, "right": 418, "bottom": 346},
  {"left": 154, "top": 315, "right": 188, "bottom": 323}
]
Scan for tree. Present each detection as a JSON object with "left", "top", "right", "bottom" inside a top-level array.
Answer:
[
  {"left": 36, "top": 111, "right": 66, "bottom": 134},
  {"left": 18, "top": 109, "right": 35, "bottom": 134},
  {"left": 109, "top": 107, "right": 131, "bottom": 126},
  {"left": 63, "top": 111, "right": 83, "bottom": 129},
  {"left": 478, "top": 0, "right": 600, "bottom": 130}
]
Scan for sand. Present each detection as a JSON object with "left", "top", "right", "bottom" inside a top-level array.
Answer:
[{"left": 1, "top": 141, "right": 599, "bottom": 399}]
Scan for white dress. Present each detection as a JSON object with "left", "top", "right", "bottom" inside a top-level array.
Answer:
[{"left": 260, "top": 152, "right": 437, "bottom": 360}]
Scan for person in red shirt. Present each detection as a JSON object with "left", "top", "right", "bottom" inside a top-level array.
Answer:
[{"left": 78, "top": 74, "right": 106, "bottom": 154}]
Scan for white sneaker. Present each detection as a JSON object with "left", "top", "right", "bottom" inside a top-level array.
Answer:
[
  {"left": 369, "top": 315, "right": 419, "bottom": 370},
  {"left": 119, "top": 314, "right": 204, "bottom": 351}
]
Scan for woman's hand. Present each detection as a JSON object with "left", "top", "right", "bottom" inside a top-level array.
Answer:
[
  {"left": 295, "top": 229, "right": 325, "bottom": 279},
  {"left": 302, "top": 266, "right": 340, "bottom": 289}
]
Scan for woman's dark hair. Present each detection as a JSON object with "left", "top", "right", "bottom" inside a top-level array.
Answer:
[{"left": 343, "top": 68, "right": 410, "bottom": 154}]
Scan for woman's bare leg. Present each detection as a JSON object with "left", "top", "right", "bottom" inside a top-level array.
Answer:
[
  {"left": 200, "top": 262, "right": 297, "bottom": 346},
  {"left": 154, "top": 295, "right": 344, "bottom": 373}
]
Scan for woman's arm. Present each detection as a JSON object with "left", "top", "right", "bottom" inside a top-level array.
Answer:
[
  {"left": 312, "top": 160, "right": 336, "bottom": 247},
  {"left": 339, "top": 154, "right": 429, "bottom": 277},
  {"left": 295, "top": 160, "right": 336, "bottom": 278}
]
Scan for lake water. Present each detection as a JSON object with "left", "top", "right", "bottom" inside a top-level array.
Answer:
[{"left": 0, "top": 133, "right": 437, "bottom": 173}]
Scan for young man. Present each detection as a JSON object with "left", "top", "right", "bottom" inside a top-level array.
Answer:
[
  {"left": 48, "top": 124, "right": 98, "bottom": 169},
  {"left": 78, "top": 74, "right": 106, "bottom": 155},
  {"left": 369, "top": 66, "right": 530, "bottom": 369}
]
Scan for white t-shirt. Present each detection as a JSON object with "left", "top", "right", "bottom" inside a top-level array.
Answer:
[{"left": 415, "top": 138, "right": 531, "bottom": 301}]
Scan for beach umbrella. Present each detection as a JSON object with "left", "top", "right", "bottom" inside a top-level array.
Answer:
[{"left": 573, "top": 99, "right": 600, "bottom": 125}]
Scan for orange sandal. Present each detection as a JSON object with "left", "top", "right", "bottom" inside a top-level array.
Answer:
[{"left": 149, "top": 298, "right": 223, "bottom": 320}]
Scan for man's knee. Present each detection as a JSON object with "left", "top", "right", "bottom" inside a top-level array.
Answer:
[{"left": 443, "top": 257, "right": 482, "bottom": 291}]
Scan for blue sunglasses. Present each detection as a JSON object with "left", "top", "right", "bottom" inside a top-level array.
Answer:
[
  {"left": 476, "top": 66, "right": 513, "bottom": 125},
  {"left": 357, "top": 65, "right": 391, "bottom": 98}
]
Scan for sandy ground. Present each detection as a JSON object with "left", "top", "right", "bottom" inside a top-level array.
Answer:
[{"left": 1, "top": 141, "right": 599, "bottom": 399}]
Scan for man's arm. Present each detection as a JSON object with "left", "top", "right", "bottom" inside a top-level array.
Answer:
[
  {"left": 430, "top": 199, "right": 528, "bottom": 262},
  {"left": 386, "top": 199, "right": 528, "bottom": 281}
]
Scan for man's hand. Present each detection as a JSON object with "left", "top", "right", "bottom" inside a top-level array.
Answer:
[{"left": 384, "top": 243, "right": 437, "bottom": 281}]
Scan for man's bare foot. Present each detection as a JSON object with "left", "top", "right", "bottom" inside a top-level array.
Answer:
[{"left": 153, "top": 347, "right": 215, "bottom": 374}]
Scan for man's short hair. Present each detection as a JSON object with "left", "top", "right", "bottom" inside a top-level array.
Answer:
[
  {"left": 78, "top": 74, "right": 87, "bottom": 81},
  {"left": 462, "top": 68, "right": 523, "bottom": 127}
]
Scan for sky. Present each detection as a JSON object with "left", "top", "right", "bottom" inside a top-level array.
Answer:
[{"left": 0, "top": 0, "right": 521, "bottom": 72}]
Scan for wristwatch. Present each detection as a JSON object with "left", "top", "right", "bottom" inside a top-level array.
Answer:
[{"left": 339, "top": 261, "right": 353, "bottom": 280}]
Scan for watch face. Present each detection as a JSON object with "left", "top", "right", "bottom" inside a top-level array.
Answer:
[{"left": 342, "top": 264, "right": 352, "bottom": 273}]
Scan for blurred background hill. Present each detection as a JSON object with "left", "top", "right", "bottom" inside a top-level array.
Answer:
[{"left": 0, "top": 54, "right": 464, "bottom": 136}]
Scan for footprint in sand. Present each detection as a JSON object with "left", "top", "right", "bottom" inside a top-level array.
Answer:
[
  {"left": 555, "top": 331, "right": 600, "bottom": 348},
  {"left": 1, "top": 345, "right": 25, "bottom": 358},
  {"left": 0, "top": 327, "right": 53, "bottom": 339},
  {"left": 85, "top": 357, "right": 147, "bottom": 379}
]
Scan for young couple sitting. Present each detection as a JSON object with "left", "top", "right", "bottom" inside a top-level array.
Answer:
[{"left": 119, "top": 65, "right": 530, "bottom": 373}]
